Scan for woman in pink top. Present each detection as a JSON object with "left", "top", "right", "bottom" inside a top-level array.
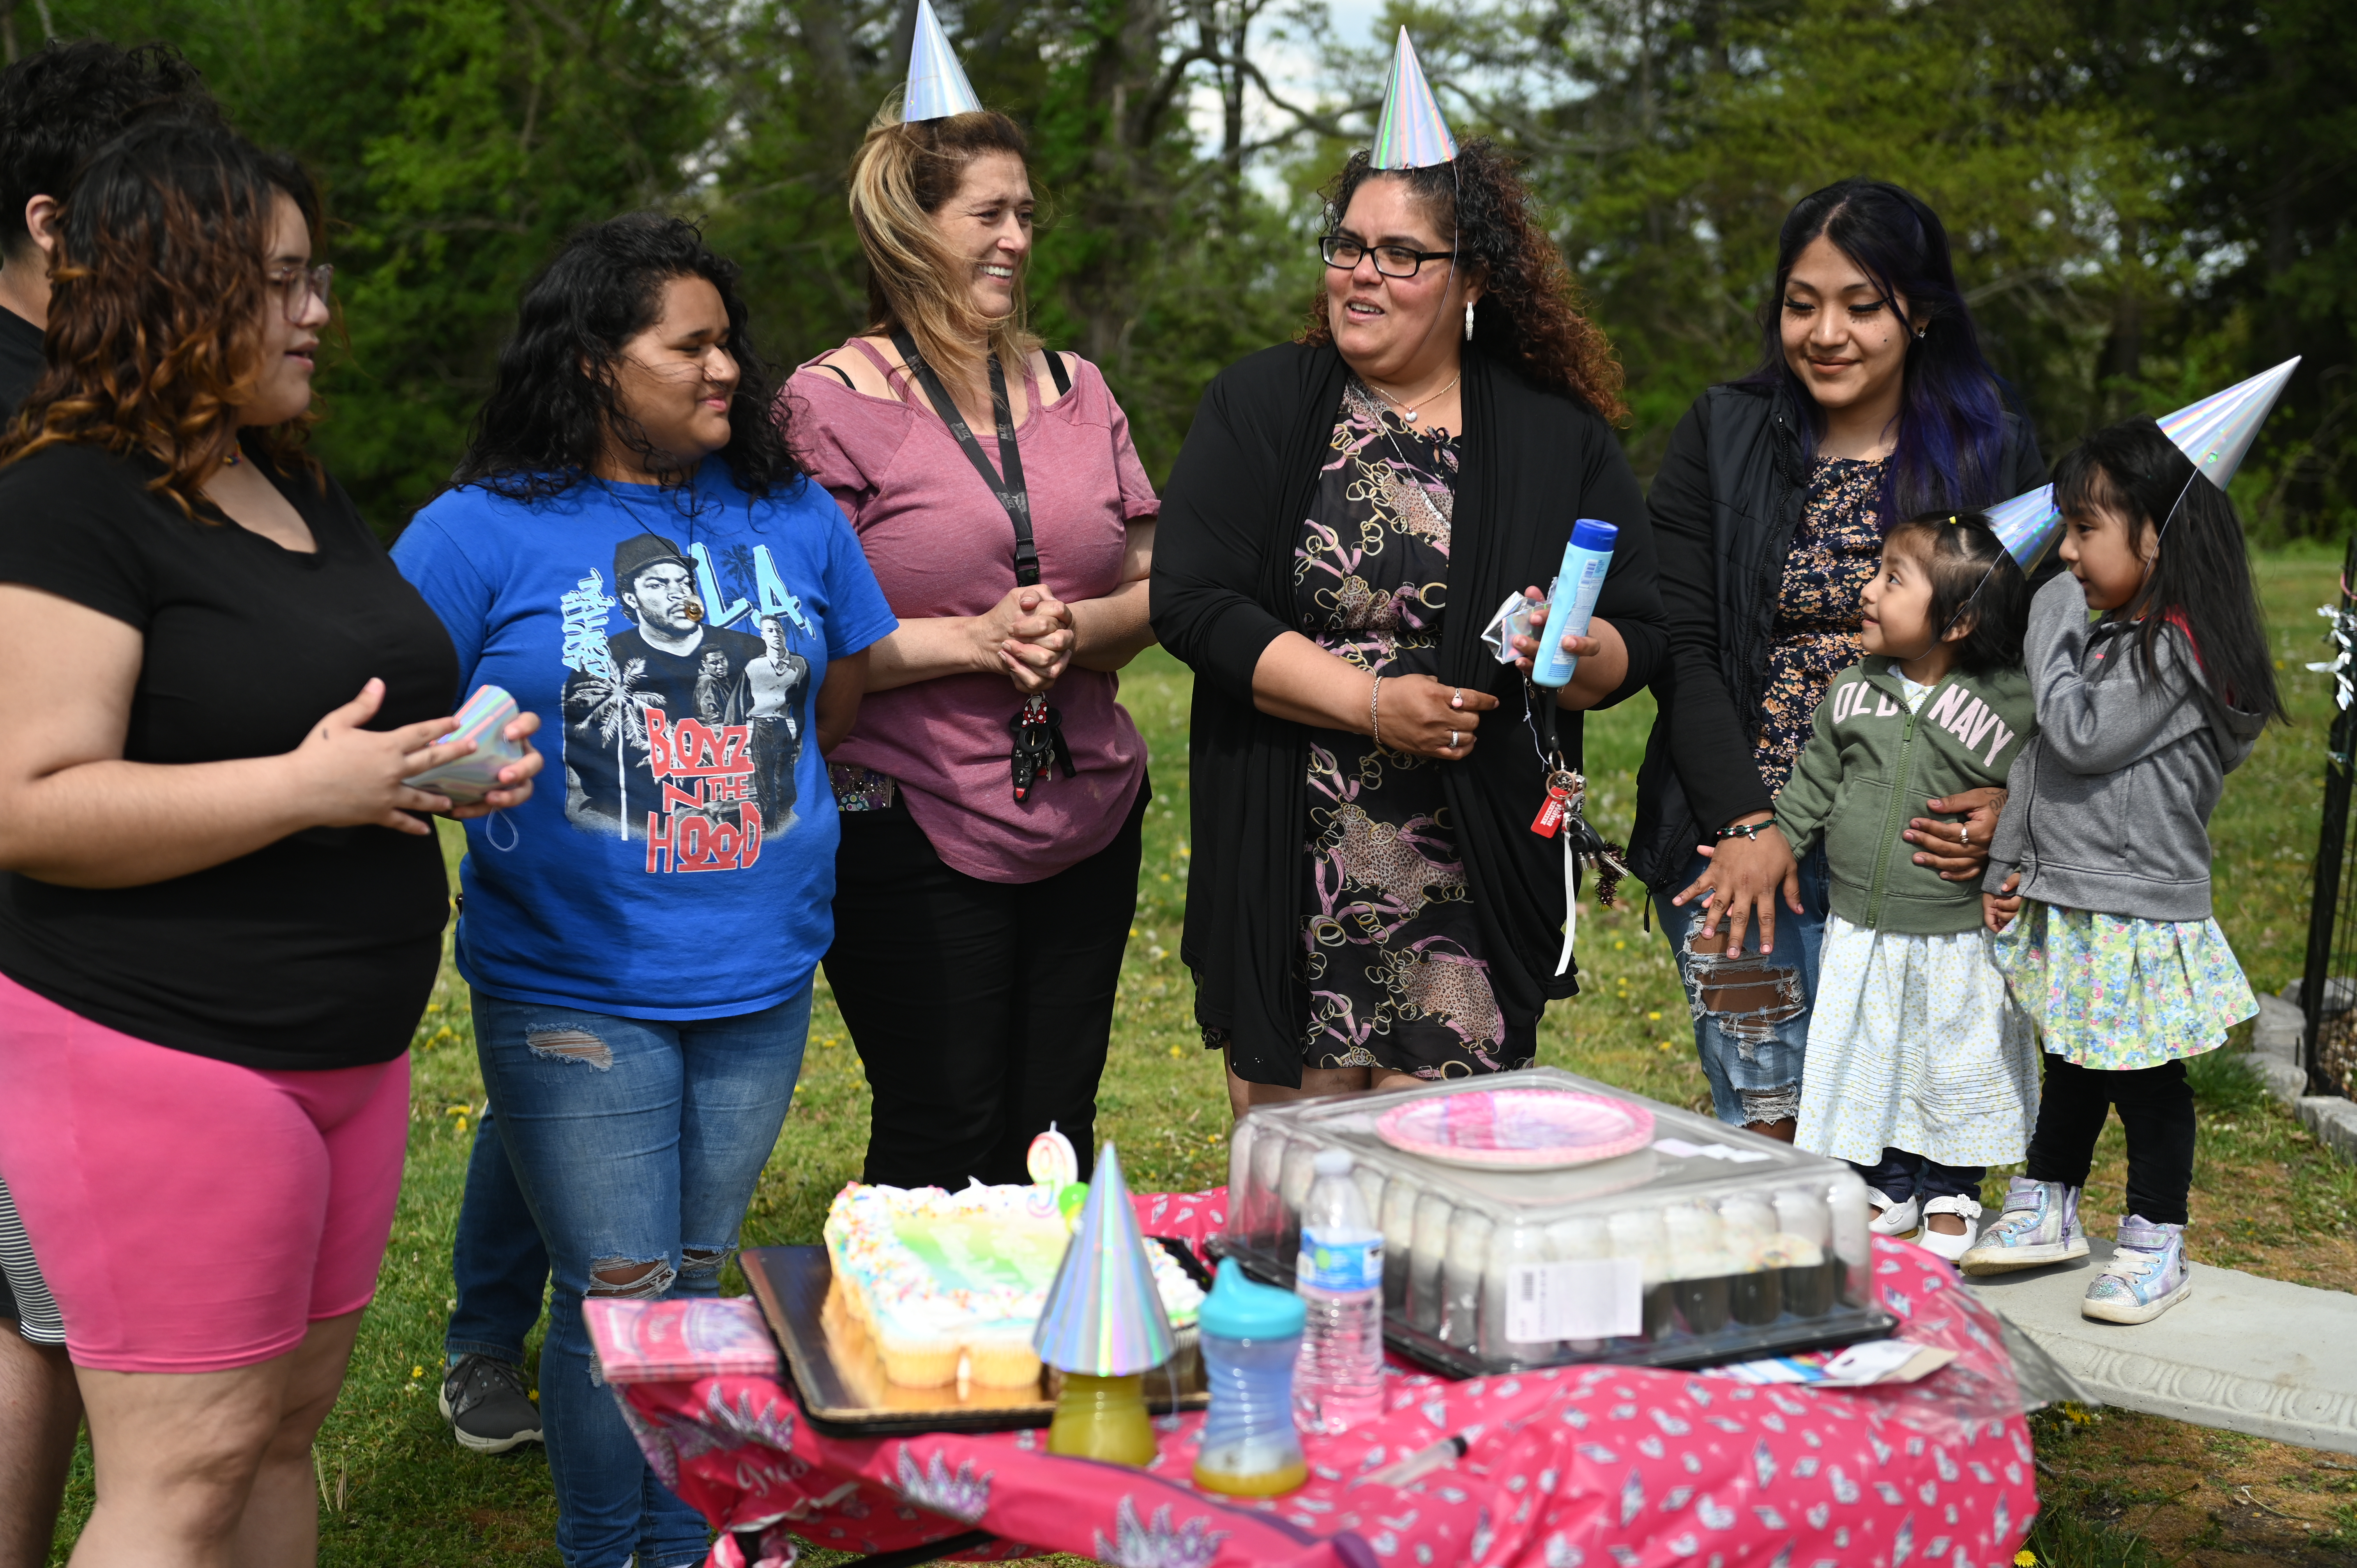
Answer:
[{"left": 786, "top": 104, "right": 1156, "bottom": 1189}]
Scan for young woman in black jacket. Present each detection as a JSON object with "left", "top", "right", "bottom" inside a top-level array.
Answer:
[
  {"left": 1154, "top": 141, "right": 1666, "bottom": 1112},
  {"left": 1631, "top": 178, "right": 2046, "bottom": 1143}
]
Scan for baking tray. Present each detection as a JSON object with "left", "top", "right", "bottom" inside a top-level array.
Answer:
[{"left": 743, "top": 1241, "right": 1212, "bottom": 1437}]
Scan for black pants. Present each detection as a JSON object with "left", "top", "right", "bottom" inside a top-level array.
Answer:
[
  {"left": 2023, "top": 1055, "right": 2196, "bottom": 1227},
  {"left": 1852, "top": 1148, "right": 1984, "bottom": 1204},
  {"left": 825, "top": 782, "right": 1147, "bottom": 1190}
]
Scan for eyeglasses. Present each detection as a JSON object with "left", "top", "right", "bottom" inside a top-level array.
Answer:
[
  {"left": 1319, "top": 235, "right": 1458, "bottom": 278},
  {"left": 266, "top": 263, "right": 334, "bottom": 323}
]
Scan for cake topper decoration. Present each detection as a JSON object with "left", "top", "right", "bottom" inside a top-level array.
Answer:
[
  {"left": 1986, "top": 356, "right": 2303, "bottom": 570},
  {"left": 1368, "top": 28, "right": 1456, "bottom": 171},
  {"left": 1032, "top": 1141, "right": 1174, "bottom": 1375},
  {"left": 901, "top": 0, "right": 984, "bottom": 123}
]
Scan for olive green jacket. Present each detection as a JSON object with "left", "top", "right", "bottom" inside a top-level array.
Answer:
[{"left": 1773, "top": 660, "right": 2037, "bottom": 935}]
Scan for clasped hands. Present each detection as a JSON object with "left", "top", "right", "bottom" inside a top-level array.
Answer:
[
  {"left": 1670, "top": 787, "right": 2008, "bottom": 958},
  {"left": 974, "top": 584, "right": 1074, "bottom": 696}
]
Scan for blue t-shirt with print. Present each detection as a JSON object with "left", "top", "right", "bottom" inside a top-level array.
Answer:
[{"left": 392, "top": 459, "right": 897, "bottom": 1019}]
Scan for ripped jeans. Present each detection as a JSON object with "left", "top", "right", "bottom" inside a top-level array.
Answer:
[
  {"left": 473, "top": 985, "right": 812, "bottom": 1568},
  {"left": 1652, "top": 846, "right": 1831, "bottom": 1127}
]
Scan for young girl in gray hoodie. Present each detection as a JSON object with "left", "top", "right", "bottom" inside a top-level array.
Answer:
[{"left": 1964, "top": 418, "right": 2280, "bottom": 1324}]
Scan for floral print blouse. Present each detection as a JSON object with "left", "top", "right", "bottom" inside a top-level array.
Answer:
[{"left": 1754, "top": 456, "right": 1885, "bottom": 795}]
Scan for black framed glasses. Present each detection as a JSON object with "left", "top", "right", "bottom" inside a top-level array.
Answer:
[
  {"left": 1319, "top": 235, "right": 1458, "bottom": 278},
  {"left": 266, "top": 263, "right": 334, "bottom": 323}
]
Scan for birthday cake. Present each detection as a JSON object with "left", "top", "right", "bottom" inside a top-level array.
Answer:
[{"left": 824, "top": 1180, "right": 1205, "bottom": 1389}]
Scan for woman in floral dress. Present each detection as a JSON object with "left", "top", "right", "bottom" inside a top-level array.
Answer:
[{"left": 1155, "top": 140, "right": 1666, "bottom": 1107}]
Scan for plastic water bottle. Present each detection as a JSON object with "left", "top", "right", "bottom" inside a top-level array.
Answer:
[
  {"left": 1192, "top": 1260, "right": 1308, "bottom": 1497},
  {"left": 1294, "top": 1148, "right": 1385, "bottom": 1432}
]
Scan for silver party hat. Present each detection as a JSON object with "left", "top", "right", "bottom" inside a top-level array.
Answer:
[
  {"left": 1369, "top": 28, "right": 1456, "bottom": 171},
  {"left": 1988, "top": 357, "right": 2302, "bottom": 570},
  {"left": 1031, "top": 1142, "right": 1175, "bottom": 1376},
  {"left": 902, "top": 0, "right": 983, "bottom": 122}
]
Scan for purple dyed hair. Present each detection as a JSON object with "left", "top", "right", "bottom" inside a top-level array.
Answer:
[{"left": 1739, "top": 178, "right": 2011, "bottom": 521}]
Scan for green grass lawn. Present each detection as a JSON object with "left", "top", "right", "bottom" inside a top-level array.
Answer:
[{"left": 41, "top": 555, "right": 2357, "bottom": 1565}]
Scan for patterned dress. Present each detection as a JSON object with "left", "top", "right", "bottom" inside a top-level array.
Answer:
[
  {"left": 1994, "top": 904, "right": 2258, "bottom": 1070},
  {"left": 1289, "top": 381, "right": 1528, "bottom": 1078},
  {"left": 1754, "top": 457, "right": 1885, "bottom": 793}
]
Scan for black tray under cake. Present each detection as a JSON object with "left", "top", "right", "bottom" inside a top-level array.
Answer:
[{"left": 742, "top": 1243, "right": 1212, "bottom": 1437}]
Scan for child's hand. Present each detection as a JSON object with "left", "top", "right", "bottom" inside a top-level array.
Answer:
[{"left": 1983, "top": 872, "right": 2022, "bottom": 934}]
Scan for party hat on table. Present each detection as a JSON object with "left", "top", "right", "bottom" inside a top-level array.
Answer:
[
  {"left": 1032, "top": 1142, "right": 1174, "bottom": 1376},
  {"left": 1986, "top": 356, "right": 2303, "bottom": 570},
  {"left": 1369, "top": 28, "right": 1456, "bottom": 170},
  {"left": 901, "top": 0, "right": 983, "bottom": 122}
]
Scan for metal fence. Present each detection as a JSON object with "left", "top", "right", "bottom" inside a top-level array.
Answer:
[{"left": 2299, "top": 531, "right": 2357, "bottom": 1099}]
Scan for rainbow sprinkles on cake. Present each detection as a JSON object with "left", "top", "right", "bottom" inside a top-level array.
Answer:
[{"left": 825, "top": 1180, "right": 1204, "bottom": 1389}]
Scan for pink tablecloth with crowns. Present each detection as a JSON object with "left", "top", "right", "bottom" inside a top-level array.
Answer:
[{"left": 584, "top": 1189, "right": 2037, "bottom": 1568}]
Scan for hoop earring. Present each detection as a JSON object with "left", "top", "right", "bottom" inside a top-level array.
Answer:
[{"left": 1465, "top": 301, "right": 1475, "bottom": 341}]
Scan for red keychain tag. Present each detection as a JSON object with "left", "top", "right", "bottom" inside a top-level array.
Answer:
[{"left": 1529, "top": 769, "right": 1580, "bottom": 838}]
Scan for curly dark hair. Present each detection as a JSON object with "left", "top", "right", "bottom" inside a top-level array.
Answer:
[
  {"left": 0, "top": 39, "right": 221, "bottom": 260},
  {"left": 0, "top": 120, "right": 322, "bottom": 516},
  {"left": 1302, "top": 139, "right": 1627, "bottom": 423},
  {"left": 451, "top": 213, "right": 800, "bottom": 503}
]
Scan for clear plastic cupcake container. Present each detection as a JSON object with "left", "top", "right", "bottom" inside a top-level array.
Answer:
[{"left": 1216, "top": 1068, "right": 1889, "bottom": 1374}]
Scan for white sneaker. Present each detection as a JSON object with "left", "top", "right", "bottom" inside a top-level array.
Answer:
[
  {"left": 1915, "top": 1194, "right": 1982, "bottom": 1262},
  {"left": 1868, "top": 1189, "right": 1921, "bottom": 1238}
]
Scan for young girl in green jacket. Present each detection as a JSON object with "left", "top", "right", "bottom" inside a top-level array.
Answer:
[{"left": 1760, "top": 513, "right": 2037, "bottom": 1261}]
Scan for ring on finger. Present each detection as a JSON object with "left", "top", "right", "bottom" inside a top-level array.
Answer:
[
  {"left": 1451, "top": 688, "right": 1465, "bottom": 710},
  {"left": 1959, "top": 825, "right": 1971, "bottom": 846},
  {"left": 1448, "top": 729, "right": 1459, "bottom": 749}
]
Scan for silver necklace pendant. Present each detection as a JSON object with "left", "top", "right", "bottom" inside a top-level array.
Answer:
[{"left": 1403, "top": 409, "right": 1419, "bottom": 422}]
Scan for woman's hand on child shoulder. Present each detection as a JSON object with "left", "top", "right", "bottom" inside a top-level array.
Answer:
[{"left": 1982, "top": 872, "right": 2023, "bottom": 934}]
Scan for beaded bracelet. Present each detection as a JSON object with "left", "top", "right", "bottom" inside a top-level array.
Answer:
[{"left": 1714, "top": 820, "right": 1769, "bottom": 843}]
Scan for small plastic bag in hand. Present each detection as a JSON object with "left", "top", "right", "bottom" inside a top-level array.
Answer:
[
  {"left": 403, "top": 685, "right": 528, "bottom": 805},
  {"left": 1477, "top": 589, "right": 1549, "bottom": 666}
]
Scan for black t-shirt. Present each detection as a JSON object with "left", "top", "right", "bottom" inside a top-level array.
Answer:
[
  {"left": 0, "top": 306, "right": 42, "bottom": 417},
  {"left": 0, "top": 442, "right": 459, "bottom": 1068}
]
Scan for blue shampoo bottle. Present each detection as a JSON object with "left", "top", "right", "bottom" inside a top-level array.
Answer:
[{"left": 1529, "top": 519, "right": 1618, "bottom": 689}]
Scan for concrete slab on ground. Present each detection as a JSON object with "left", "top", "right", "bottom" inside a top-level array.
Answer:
[{"left": 1969, "top": 1240, "right": 2357, "bottom": 1455}]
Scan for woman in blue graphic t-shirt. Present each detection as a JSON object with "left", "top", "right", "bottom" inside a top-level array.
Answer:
[{"left": 394, "top": 215, "right": 896, "bottom": 1568}]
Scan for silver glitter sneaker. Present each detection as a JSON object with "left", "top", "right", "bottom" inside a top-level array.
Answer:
[
  {"left": 1958, "top": 1176, "right": 2087, "bottom": 1275},
  {"left": 2082, "top": 1216, "right": 2192, "bottom": 1324}
]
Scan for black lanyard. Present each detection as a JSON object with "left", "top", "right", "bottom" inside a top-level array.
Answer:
[
  {"left": 891, "top": 327, "right": 1039, "bottom": 586},
  {"left": 890, "top": 328, "right": 1072, "bottom": 800}
]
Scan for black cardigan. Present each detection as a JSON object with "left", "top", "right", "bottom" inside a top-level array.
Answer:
[
  {"left": 1627, "top": 382, "right": 2048, "bottom": 888},
  {"left": 1150, "top": 341, "right": 1667, "bottom": 1086}
]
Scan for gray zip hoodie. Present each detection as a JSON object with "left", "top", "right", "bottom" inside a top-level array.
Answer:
[{"left": 1984, "top": 572, "right": 2266, "bottom": 921}]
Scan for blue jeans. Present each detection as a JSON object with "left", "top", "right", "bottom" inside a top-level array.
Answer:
[
  {"left": 445, "top": 1110, "right": 548, "bottom": 1368},
  {"left": 1652, "top": 846, "right": 1831, "bottom": 1126},
  {"left": 473, "top": 987, "right": 812, "bottom": 1568}
]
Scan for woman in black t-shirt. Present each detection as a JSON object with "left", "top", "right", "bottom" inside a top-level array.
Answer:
[{"left": 0, "top": 122, "right": 542, "bottom": 1563}]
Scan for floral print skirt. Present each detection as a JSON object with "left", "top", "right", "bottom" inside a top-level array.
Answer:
[{"left": 1993, "top": 899, "right": 2258, "bottom": 1069}]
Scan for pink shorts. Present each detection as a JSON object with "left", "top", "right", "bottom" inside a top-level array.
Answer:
[{"left": 0, "top": 973, "right": 409, "bottom": 1373}]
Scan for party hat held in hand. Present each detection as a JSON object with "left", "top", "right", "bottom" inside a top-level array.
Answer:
[
  {"left": 902, "top": 0, "right": 983, "bottom": 122},
  {"left": 1034, "top": 1142, "right": 1173, "bottom": 1465},
  {"left": 1369, "top": 28, "right": 1456, "bottom": 171},
  {"left": 1986, "top": 356, "right": 2302, "bottom": 570}
]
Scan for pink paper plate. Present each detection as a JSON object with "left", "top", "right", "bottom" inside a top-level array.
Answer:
[{"left": 1375, "top": 1088, "right": 1655, "bottom": 1170}]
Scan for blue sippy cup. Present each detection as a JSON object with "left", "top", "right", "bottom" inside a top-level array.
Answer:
[{"left": 1192, "top": 1259, "right": 1309, "bottom": 1496}]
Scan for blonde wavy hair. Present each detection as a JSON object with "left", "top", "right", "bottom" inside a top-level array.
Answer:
[{"left": 846, "top": 99, "right": 1040, "bottom": 392}]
